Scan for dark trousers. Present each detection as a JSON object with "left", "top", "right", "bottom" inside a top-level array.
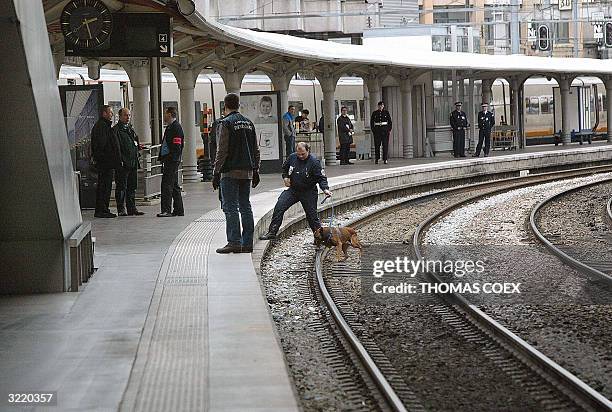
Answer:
[
  {"left": 284, "top": 135, "right": 295, "bottom": 158},
  {"left": 115, "top": 166, "right": 138, "bottom": 213},
  {"left": 95, "top": 167, "right": 114, "bottom": 213},
  {"left": 373, "top": 131, "right": 389, "bottom": 161},
  {"left": 269, "top": 188, "right": 320, "bottom": 233},
  {"left": 339, "top": 142, "right": 351, "bottom": 164},
  {"left": 452, "top": 129, "right": 466, "bottom": 157},
  {"left": 160, "top": 161, "right": 184, "bottom": 214},
  {"left": 475, "top": 130, "right": 491, "bottom": 156}
]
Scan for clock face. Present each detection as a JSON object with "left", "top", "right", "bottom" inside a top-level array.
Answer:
[{"left": 61, "top": 0, "right": 112, "bottom": 49}]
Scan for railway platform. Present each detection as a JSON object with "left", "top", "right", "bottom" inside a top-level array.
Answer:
[{"left": 0, "top": 142, "right": 611, "bottom": 411}]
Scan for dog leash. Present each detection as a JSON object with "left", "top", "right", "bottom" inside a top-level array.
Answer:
[{"left": 320, "top": 194, "right": 335, "bottom": 227}]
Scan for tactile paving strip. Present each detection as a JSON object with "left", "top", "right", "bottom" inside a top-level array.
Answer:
[{"left": 122, "top": 209, "right": 225, "bottom": 412}]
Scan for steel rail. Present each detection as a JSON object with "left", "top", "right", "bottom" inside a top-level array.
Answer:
[
  {"left": 607, "top": 196, "right": 612, "bottom": 224},
  {"left": 412, "top": 178, "right": 612, "bottom": 412},
  {"left": 529, "top": 177, "right": 612, "bottom": 286}
]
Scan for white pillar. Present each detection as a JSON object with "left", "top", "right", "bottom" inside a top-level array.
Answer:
[
  {"left": 559, "top": 77, "right": 571, "bottom": 145},
  {"left": 468, "top": 77, "right": 475, "bottom": 152},
  {"left": 270, "top": 72, "right": 292, "bottom": 119},
  {"left": 220, "top": 71, "right": 244, "bottom": 95},
  {"left": 319, "top": 74, "right": 338, "bottom": 166},
  {"left": 605, "top": 77, "right": 612, "bottom": 143},
  {"left": 451, "top": 70, "right": 458, "bottom": 104},
  {"left": 366, "top": 75, "right": 381, "bottom": 159},
  {"left": 399, "top": 75, "right": 413, "bottom": 158},
  {"left": 176, "top": 67, "right": 200, "bottom": 182},
  {"left": 123, "top": 60, "right": 152, "bottom": 145},
  {"left": 481, "top": 78, "right": 492, "bottom": 104}
]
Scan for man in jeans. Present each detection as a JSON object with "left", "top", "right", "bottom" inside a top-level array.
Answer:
[
  {"left": 212, "top": 93, "right": 261, "bottom": 254},
  {"left": 157, "top": 107, "right": 185, "bottom": 217},
  {"left": 282, "top": 105, "right": 296, "bottom": 157}
]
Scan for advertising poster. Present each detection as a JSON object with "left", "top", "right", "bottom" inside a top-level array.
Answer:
[{"left": 240, "top": 91, "right": 282, "bottom": 173}]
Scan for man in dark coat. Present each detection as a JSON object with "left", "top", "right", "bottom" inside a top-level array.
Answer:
[
  {"left": 370, "top": 101, "right": 392, "bottom": 164},
  {"left": 157, "top": 107, "right": 185, "bottom": 217},
  {"left": 91, "top": 105, "right": 120, "bottom": 218},
  {"left": 449, "top": 101, "right": 469, "bottom": 158},
  {"left": 474, "top": 102, "right": 495, "bottom": 157},
  {"left": 336, "top": 106, "right": 354, "bottom": 165},
  {"left": 113, "top": 108, "right": 145, "bottom": 216}
]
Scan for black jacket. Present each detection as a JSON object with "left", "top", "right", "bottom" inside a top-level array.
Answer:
[
  {"left": 113, "top": 122, "right": 140, "bottom": 169},
  {"left": 477, "top": 110, "right": 495, "bottom": 132},
  {"left": 282, "top": 153, "right": 329, "bottom": 192},
  {"left": 160, "top": 120, "right": 184, "bottom": 163},
  {"left": 336, "top": 115, "right": 354, "bottom": 144},
  {"left": 370, "top": 109, "right": 392, "bottom": 134},
  {"left": 450, "top": 110, "right": 469, "bottom": 131},
  {"left": 91, "top": 118, "right": 120, "bottom": 169},
  {"left": 218, "top": 111, "right": 258, "bottom": 173}
]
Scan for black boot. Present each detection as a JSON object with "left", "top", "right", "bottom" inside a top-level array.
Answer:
[
  {"left": 259, "top": 231, "right": 278, "bottom": 241},
  {"left": 215, "top": 243, "right": 242, "bottom": 254}
]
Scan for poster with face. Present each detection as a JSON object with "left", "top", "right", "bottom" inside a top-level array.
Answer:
[{"left": 239, "top": 92, "right": 282, "bottom": 162}]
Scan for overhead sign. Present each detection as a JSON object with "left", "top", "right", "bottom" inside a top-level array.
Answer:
[
  {"left": 594, "top": 23, "right": 603, "bottom": 40},
  {"left": 65, "top": 13, "right": 173, "bottom": 57},
  {"left": 558, "top": 0, "right": 572, "bottom": 11},
  {"left": 527, "top": 23, "right": 537, "bottom": 42},
  {"left": 591, "top": 12, "right": 605, "bottom": 22}
]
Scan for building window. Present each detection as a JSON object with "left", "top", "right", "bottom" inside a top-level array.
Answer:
[{"left": 555, "top": 22, "right": 569, "bottom": 44}]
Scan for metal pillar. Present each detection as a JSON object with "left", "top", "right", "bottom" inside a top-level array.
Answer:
[
  {"left": 451, "top": 70, "right": 458, "bottom": 104},
  {"left": 559, "top": 77, "right": 571, "bottom": 145},
  {"left": 510, "top": 0, "right": 520, "bottom": 54},
  {"left": 123, "top": 60, "right": 152, "bottom": 144},
  {"left": 399, "top": 74, "right": 413, "bottom": 158},
  {"left": 468, "top": 77, "right": 475, "bottom": 152},
  {"left": 606, "top": 78, "right": 612, "bottom": 143},
  {"left": 150, "top": 57, "right": 162, "bottom": 145},
  {"left": 319, "top": 74, "right": 338, "bottom": 166},
  {"left": 176, "top": 67, "right": 201, "bottom": 182},
  {"left": 510, "top": 78, "right": 523, "bottom": 146}
]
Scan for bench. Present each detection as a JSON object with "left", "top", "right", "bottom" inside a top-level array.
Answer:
[{"left": 68, "top": 222, "right": 95, "bottom": 292}]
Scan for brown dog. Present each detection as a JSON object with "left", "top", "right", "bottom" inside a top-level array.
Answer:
[{"left": 314, "top": 226, "right": 363, "bottom": 261}]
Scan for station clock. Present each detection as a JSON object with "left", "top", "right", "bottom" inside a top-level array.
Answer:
[{"left": 60, "top": 0, "right": 113, "bottom": 50}]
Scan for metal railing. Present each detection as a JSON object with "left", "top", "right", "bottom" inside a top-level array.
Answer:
[{"left": 137, "top": 144, "right": 183, "bottom": 201}]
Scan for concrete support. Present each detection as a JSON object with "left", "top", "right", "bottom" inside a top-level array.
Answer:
[
  {"left": 605, "top": 78, "right": 612, "bottom": 143},
  {"left": 176, "top": 67, "right": 201, "bottom": 182},
  {"left": 510, "top": 78, "right": 522, "bottom": 145},
  {"left": 458, "top": 77, "right": 464, "bottom": 104},
  {"left": 319, "top": 73, "right": 339, "bottom": 166},
  {"left": 468, "top": 77, "right": 475, "bottom": 152},
  {"left": 365, "top": 74, "right": 382, "bottom": 159},
  {"left": 451, "top": 70, "right": 458, "bottom": 104},
  {"left": 123, "top": 60, "right": 152, "bottom": 145},
  {"left": 269, "top": 70, "right": 293, "bottom": 117},
  {"left": 220, "top": 70, "right": 245, "bottom": 95},
  {"left": 559, "top": 77, "right": 572, "bottom": 145},
  {"left": 399, "top": 74, "right": 413, "bottom": 158},
  {"left": 481, "top": 78, "right": 493, "bottom": 104}
]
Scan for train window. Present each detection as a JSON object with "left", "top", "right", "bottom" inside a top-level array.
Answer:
[
  {"left": 526, "top": 97, "right": 539, "bottom": 115},
  {"left": 603, "top": 95, "right": 607, "bottom": 109},
  {"left": 540, "top": 97, "right": 550, "bottom": 114},
  {"left": 340, "top": 100, "right": 357, "bottom": 121}
]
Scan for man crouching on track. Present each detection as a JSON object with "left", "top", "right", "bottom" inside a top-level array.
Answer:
[{"left": 259, "top": 142, "right": 332, "bottom": 240}]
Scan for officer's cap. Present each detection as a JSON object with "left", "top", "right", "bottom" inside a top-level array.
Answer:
[
  {"left": 454, "top": 101, "right": 462, "bottom": 106},
  {"left": 481, "top": 102, "right": 489, "bottom": 107},
  {"left": 377, "top": 101, "right": 384, "bottom": 106}
]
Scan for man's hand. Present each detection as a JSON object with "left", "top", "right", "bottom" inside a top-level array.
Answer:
[
  {"left": 212, "top": 174, "right": 220, "bottom": 190},
  {"left": 283, "top": 177, "right": 291, "bottom": 187},
  {"left": 323, "top": 189, "right": 332, "bottom": 197}
]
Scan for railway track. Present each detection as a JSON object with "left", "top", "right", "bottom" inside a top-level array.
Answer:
[
  {"left": 607, "top": 196, "right": 612, "bottom": 224},
  {"left": 262, "top": 165, "right": 612, "bottom": 411},
  {"left": 530, "top": 178, "right": 612, "bottom": 284}
]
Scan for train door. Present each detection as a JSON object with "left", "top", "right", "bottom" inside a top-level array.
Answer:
[
  {"left": 553, "top": 86, "right": 580, "bottom": 134},
  {"left": 578, "top": 86, "right": 591, "bottom": 131}
]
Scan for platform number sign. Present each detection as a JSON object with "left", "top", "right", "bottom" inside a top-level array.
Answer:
[
  {"left": 606, "top": 22, "right": 612, "bottom": 48},
  {"left": 538, "top": 25, "right": 551, "bottom": 51},
  {"left": 158, "top": 32, "right": 169, "bottom": 54},
  {"left": 527, "top": 23, "right": 537, "bottom": 42},
  {"left": 559, "top": 0, "right": 571, "bottom": 11},
  {"left": 593, "top": 24, "right": 603, "bottom": 40}
]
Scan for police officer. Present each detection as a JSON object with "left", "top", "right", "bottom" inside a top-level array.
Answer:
[
  {"left": 337, "top": 106, "right": 354, "bottom": 165},
  {"left": 259, "top": 142, "right": 332, "bottom": 240},
  {"left": 91, "top": 105, "right": 120, "bottom": 218},
  {"left": 474, "top": 103, "right": 495, "bottom": 158},
  {"left": 157, "top": 107, "right": 184, "bottom": 217},
  {"left": 370, "top": 101, "right": 392, "bottom": 164},
  {"left": 113, "top": 108, "right": 145, "bottom": 216},
  {"left": 450, "top": 101, "right": 469, "bottom": 158}
]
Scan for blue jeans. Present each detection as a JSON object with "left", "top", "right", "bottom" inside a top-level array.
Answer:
[
  {"left": 220, "top": 177, "right": 254, "bottom": 247},
  {"left": 284, "top": 135, "right": 295, "bottom": 157}
]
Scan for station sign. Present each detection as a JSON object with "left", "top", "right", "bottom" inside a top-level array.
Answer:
[
  {"left": 65, "top": 13, "right": 173, "bottom": 58},
  {"left": 594, "top": 23, "right": 603, "bottom": 40},
  {"left": 558, "top": 0, "right": 571, "bottom": 11},
  {"left": 527, "top": 23, "right": 537, "bottom": 42}
]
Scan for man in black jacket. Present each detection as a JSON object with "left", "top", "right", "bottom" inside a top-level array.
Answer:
[
  {"left": 336, "top": 106, "right": 354, "bottom": 165},
  {"left": 450, "top": 101, "right": 469, "bottom": 158},
  {"left": 91, "top": 105, "right": 120, "bottom": 218},
  {"left": 212, "top": 93, "right": 261, "bottom": 254},
  {"left": 157, "top": 107, "right": 185, "bottom": 217},
  {"left": 113, "top": 108, "right": 145, "bottom": 216},
  {"left": 474, "top": 103, "right": 495, "bottom": 158},
  {"left": 259, "top": 142, "right": 332, "bottom": 241},
  {"left": 370, "top": 101, "right": 392, "bottom": 164}
]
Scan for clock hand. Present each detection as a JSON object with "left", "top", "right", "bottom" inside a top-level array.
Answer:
[{"left": 85, "top": 20, "right": 93, "bottom": 39}]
